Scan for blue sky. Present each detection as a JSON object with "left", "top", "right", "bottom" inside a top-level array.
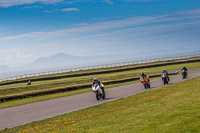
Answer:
[{"left": 0, "top": 0, "right": 200, "bottom": 67}]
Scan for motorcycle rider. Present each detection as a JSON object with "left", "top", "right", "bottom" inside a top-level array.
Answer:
[
  {"left": 140, "top": 73, "right": 150, "bottom": 82},
  {"left": 182, "top": 66, "right": 188, "bottom": 72},
  {"left": 162, "top": 69, "right": 170, "bottom": 81},
  {"left": 27, "top": 80, "right": 31, "bottom": 85},
  {"left": 182, "top": 66, "right": 188, "bottom": 77},
  {"left": 92, "top": 78, "right": 105, "bottom": 94}
]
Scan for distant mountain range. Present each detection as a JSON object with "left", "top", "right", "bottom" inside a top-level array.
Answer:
[
  {"left": 0, "top": 53, "right": 127, "bottom": 73},
  {"left": 21, "top": 53, "right": 125, "bottom": 70},
  {"left": 0, "top": 50, "right": 199, "bottom": 74}
]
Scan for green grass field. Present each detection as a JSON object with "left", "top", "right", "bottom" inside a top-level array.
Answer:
[
  {"left": 0, "top": 61, "right": 199, "bottom": 109},
  {"left": 1, "top": 76, "right": 199, "bottom": 133}
]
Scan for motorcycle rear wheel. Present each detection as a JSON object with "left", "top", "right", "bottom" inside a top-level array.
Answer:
[
  {"left": 144, "top": 84, "right": 147, "bottom": 89},
  {"left": 148, "top": 84, "right": 151, "bottom": 88}
]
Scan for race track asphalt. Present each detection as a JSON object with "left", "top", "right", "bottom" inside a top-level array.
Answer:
[{"left": 0, "top": 69, "right": 200, "bottom": 130}]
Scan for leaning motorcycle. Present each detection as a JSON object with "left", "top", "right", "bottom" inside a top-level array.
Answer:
[
  {"left": 141, "top": 77, "right": 150, "bottom": 89},
  {"left": 162, "top": 73, "right": 169, "bottom": 85},
  {"left": 92, "top": 83, "right": 105, "bottom": 100},
  {"left": 182, "top": 70, "right": 187, "bottom": 79}
]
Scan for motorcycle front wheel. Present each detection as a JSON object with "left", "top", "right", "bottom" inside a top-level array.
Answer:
[
  {"left": 96, "top": 93, "right": 100, "bottom": 100},
  {"left": 102, "top": 93, "right": 106, "bottom": 99},
  {"left": 148, "top": 84, "right": 151, "bottom": 88}
]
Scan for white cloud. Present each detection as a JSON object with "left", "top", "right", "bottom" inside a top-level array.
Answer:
[
  {"left": 23, "top": 5, "right": 42, "bottom": 9},
  {"left": 0, "top": 0, "right": 117, "bottom": 8},
  {"left": 62, "top": 8, "right": 79, "bottom": 12},
  {"left": 0, "top": 0, "right": 63, "bottom": 8},
  {"left": 104, "top": 0, "right": 113, "bottom": 4},
  {"left": 0, "top": 44, "right": 50, "bottom": 67},
  {"left": 2, "top": 8, "right": 200, "bottom": 41},
  {"left": 172, "top": 8, "right": 200, "bottom": 17},
  {"left": 0, "top": 0, "right": 160, "bottom": 8},
  {"left": 0, "top": 16, "right": 154, "bottom": 41},
  {"left": 44, "top": 10, "right": 54, "bottom": 13},
  {"left": 44, "top": 9, "right": 59, "bottom": 13},
  {"left": 16, "top": 51, "right": 32, "bottom": 59},
  {"left": 0, "top": 31, "right": 45, "bottom": 41},
  {"left": 5, "top": 56, "right": 13, "bottom": 61},
  {"left": 0, "top": 0, "right": 99, "bottom": 8}
]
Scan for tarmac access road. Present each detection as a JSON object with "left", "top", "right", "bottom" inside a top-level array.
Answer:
[{"left": 0, "top": 68, "right": 200, "bottom": 130}]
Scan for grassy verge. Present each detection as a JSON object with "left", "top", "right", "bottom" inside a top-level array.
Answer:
[
  {"left": 0, "top": 62, "right": 199, "bottom": 98},
  {"left": 2, "top": 77, "right": 200, "bottom": 133},
  {"left": 0, "top": 62, "right": 199, "bottom": 108}
]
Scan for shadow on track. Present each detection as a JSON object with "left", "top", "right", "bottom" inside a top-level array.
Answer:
[{"left": 103, "top": 97, "right": 117, "bottom": 100}]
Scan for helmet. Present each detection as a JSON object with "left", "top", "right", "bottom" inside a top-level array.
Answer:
[
  {"left": 93, "top": 78, "right": 98, "bottom": 81},
  {"left": 141, "top": 73, "right": 144, "bottom": 76},
  {"left": 163, "top": 69, "right": 166, "bottom": 71}
]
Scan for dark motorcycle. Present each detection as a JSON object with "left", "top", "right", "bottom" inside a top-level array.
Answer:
[{"left": 182, "top": 70, "right": 187, "bottom": 79}]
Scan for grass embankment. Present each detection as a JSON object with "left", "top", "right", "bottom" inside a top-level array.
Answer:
[
  {"left": 2, "top": 76, "right": 200, "bottom": 133},
  {"left": 1, "top": 57, "right": 199, "bottom": 85},
  {"left": 0, "top": 62, "right": 199, "bottom": 108}
]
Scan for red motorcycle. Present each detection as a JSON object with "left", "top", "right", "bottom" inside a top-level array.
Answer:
[{"left": 141, "top": 77, "right": 150, "bottom": 89}]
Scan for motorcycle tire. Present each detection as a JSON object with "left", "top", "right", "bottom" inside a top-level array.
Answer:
[
  {"left": 96, "top": 93, "right": 100, "bottom": 101},
  {"left": 183, "top": 74, "right": 187, "bottom": 79},
  {"left": 163, "top": 78, "right": 168, "bottom": 85},
  {"left": 102, "top": 93, "right": 106, "bottom": 99},
  {"left": 148, "top": 84, "right": 151, "bottom": 88},
  {"left": 163, "top": 80, "right": 166, "bottom": 85},
  {"left": 144, "top": 84, "right": 147, "bottom": 89},
  {"left": 182, "top": 72, "right": 187, "bottom": 79}
]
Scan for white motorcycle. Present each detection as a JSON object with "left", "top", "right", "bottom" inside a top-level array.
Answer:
[{"left": 92, "top": 83, "right": 105, "bottom": 100}]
